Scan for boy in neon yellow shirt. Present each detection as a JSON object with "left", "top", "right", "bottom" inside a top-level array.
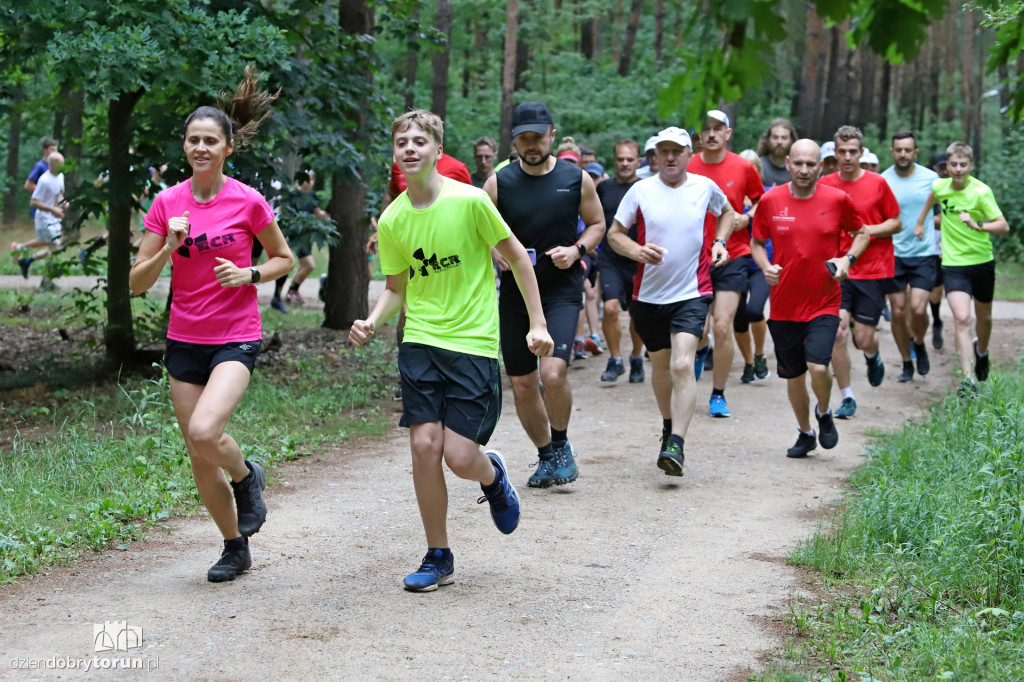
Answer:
[
  {"left": 916, "top": 141, "right": 1009, "bottom": 388},
  {"left": 350, "top": 110, "right": 552, "bottom": 592}
]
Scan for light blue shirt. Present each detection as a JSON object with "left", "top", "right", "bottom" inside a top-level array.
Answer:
[{"left": 882, "top": 163, "right": 939, "bottom": 258}]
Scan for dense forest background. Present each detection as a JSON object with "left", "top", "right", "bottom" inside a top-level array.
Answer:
[{"left": 2, "top": 0, "right": 1023, "bottom": 361}]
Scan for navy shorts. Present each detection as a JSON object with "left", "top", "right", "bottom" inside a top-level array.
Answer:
[
  {"left": 840, "top": 278, "right": 899, "bottom": 326},
  {"left": 710, "top": 256, "right": 750, "bottom": 293},
  {"left": 767, "top": 316, "right": 841, "bottom": 379},
  {"left": 165, "top": 339, "right": 261, "bottom": 386},
  {"left": 500, "top": 299, "right": 581, "bottom": 376},
  {"left": 942, "top": 260, "right": 995, "bottom": 304},
  {"left": 630, "top": 296, "right": 712, "bottom": 353},
  {"left": 894, "top": 256, "right": 939, "bottom": 292},
  {"left": 397, "top": 343, "right": 501, "bottom": 445},
  {"left": 598, "top": 255, "right": 637, "bottom": 308}
]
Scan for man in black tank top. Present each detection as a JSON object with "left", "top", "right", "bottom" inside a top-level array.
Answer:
[{"left": 484, "top": 101, "right": 605, "bottom": 490}]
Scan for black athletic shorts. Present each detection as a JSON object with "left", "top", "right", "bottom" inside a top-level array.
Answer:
[
  {"left": 893, "top": 255, "right": 939, "bottom": 292},
  {"left": 942, "top": 260, "right": 995, "bottom": 304},
  {"left": 581, "top": 254, "right": 599, "bottom": 286},
  {"left": 500, "top": 299, "right": 581, "bottom": 376},
  {"left": 767, "top": 315, "right": 841, "bottom": 379},
  {"left": 710, "top": 256, "right": 750, "bottom": 293},
  {"left": 165, "top": 339, "right": 261, "bottom": 386},
  {"left": 397, "top": 343, "right": 501, "bottom": 445},
  {"left": 840, "top": 278, "right": 900, "bottom": 326},
  {"left": 734, "top": 268, "right": 770, "bottom": 333},
  {"left": 630, "top": 296, "right": 712, "bottom": 353},
  {"left": 295, "top": 245, "right": 312, "bottom": 259},
  {"left": 598, "top": 255, "right": 637, "bottom": 308}
]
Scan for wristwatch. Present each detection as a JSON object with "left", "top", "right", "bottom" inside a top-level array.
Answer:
[
  {"left": 249, "top": 267, "right": 261, "bottom": 284},
  {"left": 713, "top": 238, "right": 728, "bottom": 247},
  {"left": 576, "top": 243, "right": 586, "bottom": 259},
  {"left": 844, "top": 253, "right": 858, "bottom": 266}
]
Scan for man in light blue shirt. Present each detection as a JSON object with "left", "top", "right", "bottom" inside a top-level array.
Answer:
[{"left": 882, "top": 130, "right": 939, "bottom": 383}]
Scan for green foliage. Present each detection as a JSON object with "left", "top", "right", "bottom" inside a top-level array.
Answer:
[
  {"left": 980, "top": 128, "right": 1024, "bottom": 262},
  {"left": 976, "top": 0, "right": 1024, "bottom": 122},
  {"left": 761, "top": 366, "right": 1024, "bottom": 680}
]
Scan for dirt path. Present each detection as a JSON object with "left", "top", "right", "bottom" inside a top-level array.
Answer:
[{"left": 3, "top": 283, "right": 1023, "bottom": 681}]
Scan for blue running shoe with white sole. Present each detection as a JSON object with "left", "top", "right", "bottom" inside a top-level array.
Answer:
[
  {"left": 694, "top": 345, "right": 711, "bottom": 381},
  {"left": 551, "top": 441, "right": 579, "bottom": 485},
  {"left": 709, "top": 393, "right": 731, "bottom": 418},
  {"left": 835, "top": 396, "right": 857, "bottom": 419},
  {"left": 404, "top": 548, "right": 455, "bottom": 592},
  {"left": 478, "top": 451, "right": 520, "bottom": 534}
]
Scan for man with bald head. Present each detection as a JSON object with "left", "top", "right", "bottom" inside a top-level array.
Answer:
[
  {"left": 751, "top": 140, "right": 870, "bottom": 458},
  {"left": 13, "top": 152, "right": 66, "bottom": 280}
]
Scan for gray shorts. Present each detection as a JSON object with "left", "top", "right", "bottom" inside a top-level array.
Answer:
[{"left": 34, "top": 221, "right": 62, "bottom": 244}]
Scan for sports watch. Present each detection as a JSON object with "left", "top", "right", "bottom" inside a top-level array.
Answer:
[
  {"left": 576, "top": 243, "right": 586, "bottom": 259},
  {"left": 249, "top": 267, "right": 261, "bottom": 284},
  {"left": 844, "top": 253, "right": 857, "bottom": 266}
]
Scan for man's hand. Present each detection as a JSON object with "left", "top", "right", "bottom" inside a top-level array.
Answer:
[
  {"left": 826, "top": 257, "right": 850, "bottom": 281},
  {"left": 50, "top": 205, "right": 65, "bottom": 219},
  {"left": 167, "top": 211, "right": 189, "bottom": 250},
  {"left": 636, "top": 243, "right": 666, "bottom": 265},
  {"left": 526, "top": 327, "right": 554, "bottom": 357},
  {"left": 213, "top": 257, "right": 253, "bottom": 287},
  {"left": 711, "top": 241, "right": 730, "bottom": 267},
  {"left": 365, "top": 231, "right": 378, "bottom": 255},
  {"left": 545, "top": 245, "right": 579, "bottom": 269},
  {"left": 764, "top": 263, "right": 782, "bottom": 286},
  {"left": 349, "top": 320, "right": 375, "bottom": 346},
  {"left": 492, "top": 246, "right": 510, "bottom": 271},
  {"left": 913, "top": 221, "right": 925, "bottom": 240}
]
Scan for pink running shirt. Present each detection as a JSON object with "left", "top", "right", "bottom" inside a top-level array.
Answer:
[{"left": 144, "top": 178, "right": 274, "bottom": 344}]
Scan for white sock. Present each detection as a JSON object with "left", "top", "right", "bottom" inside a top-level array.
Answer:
[
  {"left": 841, "top": 386, "right": 855, "bottom": 400},
  {"left": 815, "top": 404, "right": 829, "bottom": 418},
  {"left": 802, "top": 428, "right": 816, "bottom": 437}
]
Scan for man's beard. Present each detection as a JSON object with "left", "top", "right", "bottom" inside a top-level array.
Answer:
[{"left": 521, "top": 152, "right": 551, "bottom": 167}]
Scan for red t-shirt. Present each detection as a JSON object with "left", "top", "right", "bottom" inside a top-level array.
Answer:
[
  {"left": 389, "top": 153, "right": 472, "bottom": 194},
  {"left": 752, "top": 184, "right": 863, "bottom": 322},
  {"left": 687, "top": 151, "right": 765, "bottom": 258},
  {"left": 819, "top": 171, "right": 900, "bottom": 280}
]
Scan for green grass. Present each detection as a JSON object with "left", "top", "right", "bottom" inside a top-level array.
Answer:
[
  {"left": 758, "top": 364, "right": 1024, "bottom": 680},
  {"left": 996, "top": 260, "right": 1024, "bottom": 300},
  {"left": 0, "top": 340, "right": 397, "bottom": 583}
]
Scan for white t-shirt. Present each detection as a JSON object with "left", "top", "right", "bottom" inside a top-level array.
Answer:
[
  {"left": 614, "top": 173, "right": 728, "bottom": 304},
  {"left": 31, "top": 170, "right": 64, "bottom": 230}
]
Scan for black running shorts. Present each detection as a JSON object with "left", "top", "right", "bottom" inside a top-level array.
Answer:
[
  {"left": 942, "top": 260, "right": 995, "bottom": 303},
  {"left": 630, "top": 296, "right": 712, "bottom": 353},
  {"left": 710, "top": 256, "right": 750, "bottom": 293},
  {"left": 734, "top": 268, "right": 770, "bottom": 333},
  {"left": 598, "top": 255, "right": 637, "bottom": 308},
  {"left": 500, "top": 300, "right": 581, "bottom": 376},
  {"left": 165, "top": 339, "right": 262, "bottom": 386},
  {"left": 767, "top": 315, "right": 841, "bottom": 379},
  {"left": 397, "top": 343, "right": 501, "bottom": 445},
  {"left": 893, "top": 255, "right": 939, "bottom": 292},
  {"left": 840, "top": 278, "right": 899, "bottom": 326}
]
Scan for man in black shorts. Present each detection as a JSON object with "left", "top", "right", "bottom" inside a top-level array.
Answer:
[
  {"left": 596, "top": 139, "right": 646, "bottom": 382},
  {"left": 484, "top": 101, "right": 605, "bottom": 489}
]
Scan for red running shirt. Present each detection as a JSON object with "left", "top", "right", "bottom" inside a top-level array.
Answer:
[
  {"left": 687, "top": 151, "right": 765, "bottom": 258},
  {"left": 753, "top": 184, "right": 863, "bottom": 322},
  {"left": 389, "top": 153, "right": 472, "bottom": 194},
  {"left": 819, "top": 171, "right": 900, "bottom": 280}
]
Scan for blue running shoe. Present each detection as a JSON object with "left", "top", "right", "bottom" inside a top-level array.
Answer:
[
  {"left": 601, "top": 357, "right": 625, "bottom": 382},
  {"left": 477, "top": 451, "right": 520, "bottom": 534},
  {"left": 527, "top": 454, "right": 556, "bottom": 488},
  {"left": 694, "top": 345, "right": 711, "bottom": 381},
  {"left": 404, "top": 548, "right": 454, "bottom": 592},
  {"left": 629, "top": 356, "right": 645, "bottom": 383},
  {"left": 866, "top": 352, "right": 885, "bottom": 387},
  {"left": 551, "top": 441, "right": 579, "bottom": 485},
  {"left": 835, "top": 396, "right": 857, "bottom": 419},
  {"left": 709, "top": 393, "right": 731, "bottom": 418}
]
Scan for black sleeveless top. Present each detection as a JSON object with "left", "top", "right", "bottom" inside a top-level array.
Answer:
[{"left": 496, "top": 158, "right": 584, "bottom": 306}]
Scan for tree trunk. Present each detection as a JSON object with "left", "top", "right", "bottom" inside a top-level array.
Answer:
[
  {"left": 499, "top": 0, "right": 519, "bottom": 160},
  {"left": 857, "top": 45, "right": 875, "bottom": 129},
  {"left": 580, "top": 17, "right": 594, "bottom": 60},
  {"left": 104, "top": 89, "right": 145, "bottom": 363},
  {"left": 654, "top": 0, "right": 665, "bottom": 67},
  {"left": 879, "top": 61, "right": 892, "bottom": 141},
  {"left": 617, "top": 0, "right": 643, "bottom": 77},
  {"left": 2, "top": 90, "right": 23, "bottom": 228},
  {"left": 796, "top": 12, "right": 825, "bottom": 140},
  {"left": 823, "top": 23, "right": 852, "bottom": 137},
  {"left": 324, "top": 0, "right": 375, "bottom": 331},
  {"left": 403, "top": 5, "right": 420, "bottom": 112},
  {"left": 63, "top": 87, "right": 85, "bottom": 240},
  {"left": 431, "top": 0, "right": 452, "bottom": 120},
  {"left": 961, "top": 9, "right": 973, "bottom": 142},
  {"left": 475, "top": 9, "right": 490, "bottom": 91}
]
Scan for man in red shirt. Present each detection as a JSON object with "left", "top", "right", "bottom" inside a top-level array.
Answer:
[
  {"left": 687, "top": 110, "right": 765, "bottom": 418},
  {"left": 819, "top": 126, "right": 902, "bottom": 419},
  {"left": 752, "top": 140, "right": 869, "bottom": 458}
]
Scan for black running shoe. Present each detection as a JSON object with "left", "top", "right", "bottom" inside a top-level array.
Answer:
[
  {"left": 787, "top": 431, "right": 817, "bottom": 458},
  {"left": 628, "top": 356, "right": 645, "bottom": 383},
  {"left": 551, "top": 441, "right": 579, "bottom": 485},
  {"left": 207, "top": 537, "right": 251, "bottom": 582},
  {"left": 866, "top": 352, "right": 885, "bottom": 387},
  {"left": 932, "top": 321, "right": 943, "bottom": 349},
  {"left": 17, "top": 257, "right": 31, "bottom": 279},
  {"left": 657, "top": 440, "right": 684, "bottom": 477},
  {"left": 527, "top": 454, "right": 556, "bottom": 488},
  {"left": 740, "top": 363, "right": 756, "bottom": 384},
  {"left": 231, "top": 461, "right": 267, "bottom": 537},
  {"left": 754, "top": 354, "right": 770, "bottom": 380},
  {"left": 973, "top": 339, "right": 990, "bottom": 381},
  {"left": 914, "top": 342, "right": 930, "bottom": 376},
  {"left": 897, "top": 361, "right": 914, "bottom": 383},
  {"left": 816, "top": 411, "right": 838, "bottom": 449}
]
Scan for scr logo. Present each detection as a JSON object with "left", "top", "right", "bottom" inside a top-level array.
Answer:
[
  {"left": 412, "top": 247, "right": 461, "bottom": 277},
  {"left": 176, "top": 232, "right": 237, "bottom": 258}
]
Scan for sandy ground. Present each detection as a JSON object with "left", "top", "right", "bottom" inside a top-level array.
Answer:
[{"left": 2, "top": 277, "right": 1023, "bottom": 681}]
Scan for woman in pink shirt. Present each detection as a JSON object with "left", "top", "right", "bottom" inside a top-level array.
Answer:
[{"left": 130, "top": 69, "right": 295, "bottom": 583}]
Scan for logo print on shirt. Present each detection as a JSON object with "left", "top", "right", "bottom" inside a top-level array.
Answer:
[
  {"left": 773, "top": 206, "right": 796, "bottom": 223},
  {"left": 412, "top": 247, "right": 462, "bottom": 277},
  {"left": 176, "top": 232, "right": 237, "bottom": 258}
]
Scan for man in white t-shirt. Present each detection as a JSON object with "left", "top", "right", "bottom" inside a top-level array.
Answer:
[
  {"left": 12, "top": 152, "right": 65, "bottom": 279},
  {"left": 606, "top": 126, "right": 734, "bottom": 478}
]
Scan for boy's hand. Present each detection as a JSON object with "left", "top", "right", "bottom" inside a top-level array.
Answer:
[
  {"left": 959, "top": 211, "right": 981, "bottom": 230},
  {"left": 526, "top": 327, "right": 554, "bottom": 357},
  {"left": 349, "top": 320, "right": 375, "bottom": 346},
  {"left": 491, "top": 246, "right": 510, "bottom": 271}
]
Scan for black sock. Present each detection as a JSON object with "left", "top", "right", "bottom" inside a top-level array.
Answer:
[
  {"left": 930, "top": 301, "right": 941, "bottom": 320},
  {"left": 712, "top": 388, "right": 724, "bottom": 397},
  {"left": 481, "top": 463, "right": 503, "bottom": 492},
  {"left": 274, "top": 278, "right": 286, "bottom": 298},
  {"left": 550, "top": 427, "right": 567, "bottom": 445},
  {"left": 225, "top": 536, "right": 248, "bottom": 551},
  {"left": 668, "top": 434, "right": 684, "bottom": 449},
  {"left": 903, "top": 360, "right": 914, "bottom": 369},
  {"left": 428, "top": 547, "right": 453, "bottom": 559},
  {"left": 662, "top": 418, "right": 672, "bottom": 433},
  {"left": 538, "top": 442, "right": 555, "bottom": 457}
]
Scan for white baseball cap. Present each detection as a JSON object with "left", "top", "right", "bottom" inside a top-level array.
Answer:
[
  {"left": 706, "top": 109, "right": 730, "bottom": 128},
  {"left": 653, "top": 126, "right": 692, "bottom": 150},
  {"left": 821, "top": 141, "right": 836, "bottom": 159},
  {"left": 644, "top": 135, "right": 659, "bottom": 153},
  {"left": 860, "top": 150, "right": 879, "bottom": 165}
]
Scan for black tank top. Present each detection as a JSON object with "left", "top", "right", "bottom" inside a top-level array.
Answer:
[{"left": 496, "top": 159, "right": 584, "bottom": 306}]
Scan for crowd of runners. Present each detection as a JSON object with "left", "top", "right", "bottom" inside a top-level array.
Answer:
[{"left": 18, "top": 70, "right": 1006, "bottom": 592}]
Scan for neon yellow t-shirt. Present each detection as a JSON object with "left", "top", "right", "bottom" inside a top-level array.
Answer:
[
  {"left": 378, "top": 178, "right": 512, "bottom": 358},
  {"left": 933, "top": 177, "right": 1003, "bottom": 266}
]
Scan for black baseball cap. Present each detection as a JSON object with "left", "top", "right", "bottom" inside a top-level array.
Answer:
[
  {"left": 512, "top": 101, "right": 554, "bottom": 138},
  {"left": 931, "top": 151, "right": 948, "bottom": 166}
]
